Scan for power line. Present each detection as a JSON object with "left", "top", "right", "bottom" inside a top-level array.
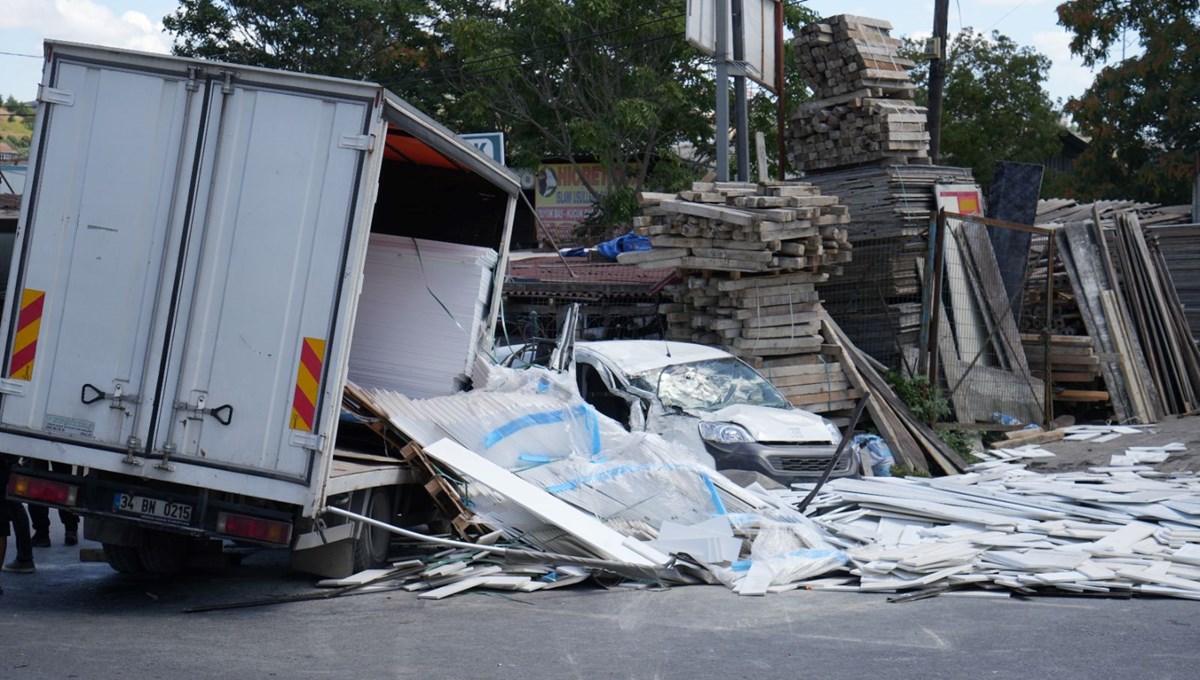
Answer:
[{"left": 0, "top": 50, "right": 41, "bottom": 59}]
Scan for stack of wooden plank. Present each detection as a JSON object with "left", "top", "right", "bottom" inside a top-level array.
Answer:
[
  {"left": 1053, "top": 220, "right": 1163, "bottom": 423},
  {"left": 789, "top": 15, "right": 929, "bottom": 171},
  {"left": 625, "top": 181, "right": 851, "bottom": 272},
  {"left": 805, "top": 165, "right": 975, "bottom": 240},
  {"left": 789, "top": 97, "right": 929, "bottom": 171},
  {"left": 624, "top": 182, "right": 856, "bottom": 415},
  {"left": 802, "top": 165, "right": 975, "bottom": 366},
  {"left": 794, "top": 15, "right": 917, "bottom": 99},
  {"left": 1146, "top": 224, "right": 1200, "bottom": 341},
  {"left": 1021, "top": 333, "right": 1103, "bottom": 387},
  {"left": 1110, "top": 212, "right": 1200, "bottom": 415}
]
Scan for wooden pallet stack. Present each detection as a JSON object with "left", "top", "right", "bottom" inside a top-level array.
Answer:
[
  {"left": 788, "top": 15, "right": 929, "bottom": 171},
  {"left": 623, "top": 181, "right": 858, "bottom": 414}
]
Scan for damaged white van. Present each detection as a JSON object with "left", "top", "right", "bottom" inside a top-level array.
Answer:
[{"left": 572, "top": 341, "right": 856, "bottom": 485}]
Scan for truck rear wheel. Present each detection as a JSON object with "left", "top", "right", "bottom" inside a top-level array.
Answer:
[
  {"left": 102, "top": 543, "right": 145, "bottom": 574},
  {"left": 352, "top": 488, "right": 395, "bottom": 573},
  {"left": 138, "top": 531, "right": 189, "bottom": 574}
]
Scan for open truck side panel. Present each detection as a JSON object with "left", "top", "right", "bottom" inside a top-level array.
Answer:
[{"left": 0, "top": 42, "right": 520, "bottom": 571}]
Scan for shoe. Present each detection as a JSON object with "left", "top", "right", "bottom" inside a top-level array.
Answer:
[
  {"left": 31, "top": 532, "right": 50, "bottom": 548},
  {"left": 65, "top": 531, "right": 78, "bottom": 546},
  {"left": 2, "top": 559, "right": 36, "bottom": 574}
]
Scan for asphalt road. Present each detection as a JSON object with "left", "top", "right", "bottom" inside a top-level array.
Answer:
[{"left": 2, "top": 534, "right": 1198, "bottom": 680}]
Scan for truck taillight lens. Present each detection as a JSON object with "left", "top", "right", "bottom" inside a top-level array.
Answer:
[
  {"left": 217, "top": 512, "right": 292, "bottom": 545},
  {"left": 7, "top": 474, "right": 79, "bottom": 506}
]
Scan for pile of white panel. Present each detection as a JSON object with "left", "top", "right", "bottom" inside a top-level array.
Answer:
[
  {"left": 782, "top": 451, "right": 1200, "bottom": 599},
  {"left": 358, "top": 363, "right": 850, "bottom": 596},
  {"left": 348, "top": 235, "right": 497, "bottom": 399},
  {"left": 1061, "top": 424, "right": 1148, "bottom": 443}
]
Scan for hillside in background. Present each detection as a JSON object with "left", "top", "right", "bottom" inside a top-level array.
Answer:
[{"left": 1, "top": 98, "right": 35, "bottom": 158}]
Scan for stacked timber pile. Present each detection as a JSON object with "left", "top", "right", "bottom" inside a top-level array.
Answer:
[
  {"left": 1145, "top": 225, "right": 1200, "bottom": 341},
  {"left": 622, "top": 181, "right": 857, "bottom": 413},
  {"left": 788, "top": 15, "right": 929, "bottom": 171},
  {"left": 1024, "top": 214, "right": 1200, "bottom": 423},
  {"left": 804, "top": 165, "right": 975, "bottom": 365}
]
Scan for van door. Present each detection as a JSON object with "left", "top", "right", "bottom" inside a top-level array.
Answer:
[{"left": 0, "top": 57, "right": 207, "bottom": 449}]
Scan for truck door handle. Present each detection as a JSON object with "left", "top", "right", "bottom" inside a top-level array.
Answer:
[
  {"left": 81, "top": 383, "right": 106, "bottom": 404},
  {"left": 209, "top": 404, "right": 233, "bottom": 426}
]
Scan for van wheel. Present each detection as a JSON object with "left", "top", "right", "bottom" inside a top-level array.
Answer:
[
  {"left": 138, "top": 531, "right": 189, "bottom": 574},
  {"left": 352, "top": 488, "right": 394, "bottom": 573},
  {"left": 102, "top": 543, "right": 145, "bottom": 574}
]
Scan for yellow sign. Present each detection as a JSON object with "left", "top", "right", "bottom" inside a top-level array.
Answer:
[{"left": 534, "top": 163, "right": 610, "bottom": 245}]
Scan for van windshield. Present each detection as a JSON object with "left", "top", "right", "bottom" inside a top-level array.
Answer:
[{"left": 629, "top": 358, "right": 790, "bottom": 412}]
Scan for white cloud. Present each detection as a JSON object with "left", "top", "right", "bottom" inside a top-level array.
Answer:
[
  {"left": 0, "top": 0, "right": 171, "bottom": 53},
  {"left": 1033, "top": 29, "right": 1096, "bottom": 103}
]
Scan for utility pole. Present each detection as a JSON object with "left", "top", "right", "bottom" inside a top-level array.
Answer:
[
  {"left": 732, "top": 0, "right": 749, "bottom": 181},
  {"left": 928, "top": 0, "right": 949, "bottom": 164},
  {"left": 775, "top": 0, "right": 786, "bottom": 182},
  {"left": 715, "top": 0, "right": 731, "bottom": 181}
]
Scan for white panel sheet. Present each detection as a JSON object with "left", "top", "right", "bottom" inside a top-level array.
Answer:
[{"left": 348, "top": 235, "right": 496, "bottom": 398}]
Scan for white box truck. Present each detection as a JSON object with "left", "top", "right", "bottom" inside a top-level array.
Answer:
[{"left": 0, "top": 42, "right": 520, "bottom": 576}]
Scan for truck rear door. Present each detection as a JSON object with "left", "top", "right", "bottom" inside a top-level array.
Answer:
[
  {"left": 0, "top": 55, "right": 205, "bottom": 449},
  {"left": 0, "top": 44, "right": 380, "bottom": 504}
]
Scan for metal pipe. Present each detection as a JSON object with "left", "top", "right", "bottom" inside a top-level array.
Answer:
[
  {"left": 320, "top": 505, "right": 680, "bottom": 582},
  {"left": 733, "top": 0, "right": 749, "bottom": 181}
]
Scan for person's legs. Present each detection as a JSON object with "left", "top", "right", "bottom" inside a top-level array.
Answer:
[
  {"left": 28, "top": 503, "right": 51, "bottom": 546},
  {"left": 3, "top": 501, "right": 35, "bottom": 572}
]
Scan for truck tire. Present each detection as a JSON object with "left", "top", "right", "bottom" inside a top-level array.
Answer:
[
  {"left": 102, "top": 543, "right": 145, "bottom": 574},
  {"left": 352, "top": 488, "right": 395, "bottom": 573},
  {"left": 138, "top": 531, "right": 189, "bottom": 575}
]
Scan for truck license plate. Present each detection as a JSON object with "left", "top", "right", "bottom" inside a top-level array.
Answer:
[{"left": 113, "top": 493, "right": 193, "bottom": 524}]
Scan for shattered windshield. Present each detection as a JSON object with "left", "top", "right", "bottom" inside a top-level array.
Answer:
[{"left": 629, "top": 358, "right": 790, "bottom": 412}]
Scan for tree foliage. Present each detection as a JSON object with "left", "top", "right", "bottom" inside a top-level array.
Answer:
[
  {"left": 1057, "top": 0, "right": 1200, "bottom": 203},
  {"left": 433, "top": 0, "right": 712, "bottom": 198},
  {"left": 906, "top": 29, "right": 1062, "bottom": 190},
  {"left": 163, "top": 0, "right": 452, "bottom": 110}
]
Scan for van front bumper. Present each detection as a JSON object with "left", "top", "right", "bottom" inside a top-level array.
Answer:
[{"left": 703, "top": 441, "right": 856, "bottom": 484}]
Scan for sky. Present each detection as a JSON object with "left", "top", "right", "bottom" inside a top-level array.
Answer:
[{"left": 0, "top": 0, "right": 1096, "bottom": 105}]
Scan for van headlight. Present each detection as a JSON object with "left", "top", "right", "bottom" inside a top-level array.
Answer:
[
  {"left": 699, "top": 421, "right": 753, "bottom": 444},
  {"left": 824, "top": 420, "right": 843, "bottom": 445}
]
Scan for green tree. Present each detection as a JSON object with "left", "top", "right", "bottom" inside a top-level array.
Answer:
[
  {"left": 1057, "top": 0, "right": 1200, "bottom": 202},
  {"left": 434, "top": 0, "right": 712, "bottom": 199},
  {"left": 163, "top": 0, "right": 452, "bottom": 110},
  {"left": 906, "top": 29, "right": 1062, "bottom": 190}
]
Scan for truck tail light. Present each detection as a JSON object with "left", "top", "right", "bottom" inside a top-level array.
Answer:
[
  {"left": 217, "top": 512, "right": 293, "bottom": 545},
  {"left": 7, "top": 474, "right": 79, "bottom": 506}
]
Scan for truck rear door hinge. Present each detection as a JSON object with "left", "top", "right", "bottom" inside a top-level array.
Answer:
[
  {"left": 338, "top": 133, "right": 375, "bottom": 152},
  {"left": 186, "top": 66, "right": 203, "bottom": 92},
  {"left": 38, "top": 85, "right": 74, "bottom": 106},
  {"left": 217, "top": 69, "right": 236, "bottom": 94},
  {"left": 290, "top": 431, "right": 327, "bottom": 452}
]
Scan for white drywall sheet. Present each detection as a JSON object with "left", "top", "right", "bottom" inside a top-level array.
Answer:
[{"left": 348, "top": 235, "right": 497, "bottom": 398}]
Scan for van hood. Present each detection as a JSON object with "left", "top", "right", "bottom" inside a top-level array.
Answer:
[{"left": 693, "top": 404, "right": 837, "bottom": 444}]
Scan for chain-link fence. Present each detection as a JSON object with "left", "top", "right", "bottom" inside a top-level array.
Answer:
[{"left": 922, "top": 212, "right": 1054, "bottom": 427}]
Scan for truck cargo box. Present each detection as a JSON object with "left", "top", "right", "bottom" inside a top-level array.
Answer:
[{"left": 0, "top": 42, "right": 519, "bottom": 534}]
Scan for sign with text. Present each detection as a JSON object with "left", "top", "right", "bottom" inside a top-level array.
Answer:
[
  {"left": 460, "top": 132, "right": 505, "bottom": 165},
  {"left": 534, "top": 163, "right": 610, "bottom": 246}
]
